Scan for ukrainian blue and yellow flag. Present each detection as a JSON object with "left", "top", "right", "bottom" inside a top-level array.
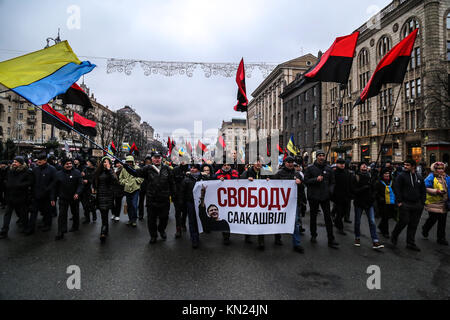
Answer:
[
  {"left": 0, "top": 41, "right": 95, "bottom": 105},
  {"left": 287, "top": 135, "right": 298, "bottom": 156}
]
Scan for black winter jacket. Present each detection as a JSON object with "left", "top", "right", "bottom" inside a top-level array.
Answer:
[
  {"left": 173, "top": 165, "right": 189, "bottom": 203},
  {"left": 240, "top": 166, "right": 267, "bottom": 180},
  {"left": 304, "top": 161, "right": 335, "bottom": 202},
  {"left": 32, "top": 163, "right": 57, "bottom": 200},
  {"left": 94, "top": 169, "right": 118, "bottom": 210},
  {"left": 182, "top": 173, "right": 207, "bottom": 203},
  {"left": 332, "top": 168, "right": 353, "bottom": 203},
  {"left": 5, "top": 164, "right": 33, "bottom": 204},
  {"left": 124, "top": 164, "right": 175, "bottom": 205},
  {"left": 52, "top": 168, "right": 83, "bottom": 202},
  {"left": 393, "top": 170, "right": 426, "bottom": 207},
  {"left": 273, "top": 166, "right": 305, "bottom": 205},
  {"left": 351, "top": 171, "right": 375, "bottom": 208}
]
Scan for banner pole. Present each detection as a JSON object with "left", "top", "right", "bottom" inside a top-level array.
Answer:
[
  {"left": 325, "top": 83, "right": 347, "bottom": 163},
  {"left": 374, "top": 84, "right": 403, "bottom": 168}
]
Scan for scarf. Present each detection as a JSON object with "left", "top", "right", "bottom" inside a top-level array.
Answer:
[{"left": 381, "top": 180, "right": 395, "bottom": 205}]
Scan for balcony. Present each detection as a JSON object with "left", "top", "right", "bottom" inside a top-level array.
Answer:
[
  {"left": 27, "top": 118, "right": 36, "bottom": 124},
  {"left": 27, "top": 107, "right": 36, "bottom": 114},
  {"left": 26, "top": 129, "right": 35, "bottom": 135}
]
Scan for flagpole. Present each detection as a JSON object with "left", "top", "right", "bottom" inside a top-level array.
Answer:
[
  {"left": 374, "top": 84, "right": 403, "bottom": 168},
  {"left": 34, "top": 105, "right": 127, "bottom": 166},
  {"left": 325, "top": 84, "right": 346, "bottom": 163}
]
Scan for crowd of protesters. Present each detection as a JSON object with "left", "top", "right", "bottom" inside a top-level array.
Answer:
[{"left": 0, "top": 149, "right": 448, "bottom": 255}]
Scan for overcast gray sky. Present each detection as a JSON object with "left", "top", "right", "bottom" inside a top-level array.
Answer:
[{"left": 0, "top": 0, "right": 391, "bottom": 141}]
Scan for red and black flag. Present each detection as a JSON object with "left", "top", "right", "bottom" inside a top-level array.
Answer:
[
  {"left": 355, "top": 29, "right": 418, "bottom": 106},
  {"left": 130, "top": 142, "right": 139, "bottom": 155},
  {"left": 110, "top": 141, "right": 117, "bottom": 153},
  {"left": 73, "top": 112, "right": 97, "bottom": 137},
  {"left": 233, "top": 58, "right": 249, "bottom": 112},
  {"left": 186, "top": 141, "right": 193, "bottom": 156},
  {"left": 277, "top": 143, "right": 284, "bottom": 154},
  {"left": 304, "top": 32, "right": 359, "bottom": 84},
  {"left": 60, "top": 83, "right": 93, "bottom": 113},
  {"left": 196, "top": 140, "right": 208, "bottom": 155},
  {"left": 216, "top": 135, "right": 226, "bottom": 150},
  {"left": 41, "top": 104, "right": 73, "bottom": 132}
]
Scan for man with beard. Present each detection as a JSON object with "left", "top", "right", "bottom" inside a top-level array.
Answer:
[
  {"left": 172, "top": 159, "right": 189, "bottom": 238},
  {"left": 25, "top": 153, "right": 57, "bottom": 235},
  {"left": 304, "top": 150, "right": 339, "bottom": 248},
  {"left": 123, "top": 151, "right": 175, "bottom": 244},
  {"left": 0, "top": 157, "right": 33, "bottom": 238},
  {"left": 53, "top": 159, "right": 83, "bottom": 240},
  {"left": 332, "top": 158, "right": 353, "bottom": 236}
]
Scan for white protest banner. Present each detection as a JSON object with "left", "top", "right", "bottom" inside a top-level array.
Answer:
[{"left": 193, "top": 180, "right": 297, "bottom": 235}]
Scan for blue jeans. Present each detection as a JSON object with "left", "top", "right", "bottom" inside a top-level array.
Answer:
[
  {"left": 354, "top": 206, "right": 379, "bottom": 242},
  {"left": 292, "top": 205, "right": 302, "bottom": 247},
  {"left": 125, "top": 191, "right": 139, "bottom": 222}
]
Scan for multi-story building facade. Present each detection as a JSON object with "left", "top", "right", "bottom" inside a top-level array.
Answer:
[
  {"left": 321, "top": 0, "right": 450, "bottom": 165},
  {"left": 247, "top": 54, "right": 318, "bottom": 155},
  {"left": 0, "top": 83, "right": 156, "bottom": 158},
  {"left": 280, "top": 73, "right": 322, "bottom": 164},
  {"left": 219, "top": 118, "right": 247, "bottom": 156}
]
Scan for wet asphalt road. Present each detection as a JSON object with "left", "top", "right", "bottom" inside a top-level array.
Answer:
[{"left": 0, "top": 202, "right": 449, "bottom": 300}]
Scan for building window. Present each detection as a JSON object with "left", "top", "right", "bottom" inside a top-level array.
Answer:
[
  {"left": 447, "top": 13, "right": 450, "bottom": 29},
  {"left": 7, "top": 117, "right": 11, "bottom": 124},
  {"left": 358, "top": 48, "right": 369, "bottom": 67},
  {"left": 297, "top": 112, "right": 300, "bottom": 124},
  {"left": 313, "top": 86, "right": 317, "bottom": 97},
  {"left": 409, "top": 48, "right": 415, "bottom": 70},
  {"left": 402, "top": 18, "right": 419, "bottom": 39},
  {"left": 7, "top": 127, "right": 10, "bottom": 135},
  {"left": 415, "top": 47, "right": 421, "bottom": 67},
  {"left": 416, "top": 78, "right": 421, "bottom": 97},
  {"left": 313, "top": 105, "right": 318, "bottom": 120},
  {"left": 410, "top": 80, "right": 415, "bottom": 98},
  {"left": 42, "top": 124, "right": 46, "bottom": 130},
  {"left": 18, "top": 113, "right": 23, "bottom": 120},
  {"left": 304, "top": 130, "right": 308, "bottom": 145},
  {"left": 447, "top": 41, "right": 450, "bottom": 61},
  {"left": 303, "top": 109, "right": 307, "bottom": 123},
  {"left": 8, "top": 106, "right": 11, "bottom": 113},
  {"left": 298, "top": 95, "right": 302, "bottom": 105},
  {"left": 405, "top": 82, "right": 410, "bottom": 99},
  {"left": 291, "top": 114, "right": 294, "bottom": 128},
  {"left": 378, "top": 36, "right": 391, "bottom": 58},
  {"left": 305, "top": 91, "right": 309, "bottom": 101}
]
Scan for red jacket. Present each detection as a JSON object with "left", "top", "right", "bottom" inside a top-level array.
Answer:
[{"left": 215, "top": 169, "right": 239, "bottom": 180}]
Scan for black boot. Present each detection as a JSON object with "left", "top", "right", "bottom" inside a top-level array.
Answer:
[{"left": 175, "top": 227, "right": 182, "bottom": 239}]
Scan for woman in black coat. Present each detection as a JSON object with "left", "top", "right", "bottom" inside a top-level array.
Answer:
[{"left": 93, "top": 157, "right": 118, "bottom": 242}]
